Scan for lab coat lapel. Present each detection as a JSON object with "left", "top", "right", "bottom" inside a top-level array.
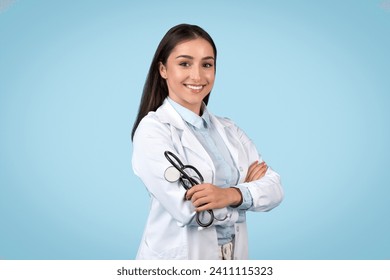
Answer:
[
  {"left": 181, "top": 128, "right": 214, "bottom": 169},
  {"left": 157, "top": 100, "right": 215, "bottom": 173}
]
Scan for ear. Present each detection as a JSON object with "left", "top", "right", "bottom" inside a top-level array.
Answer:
[{"left": 159, "top": 62, "right": 167, "bottom": 79}]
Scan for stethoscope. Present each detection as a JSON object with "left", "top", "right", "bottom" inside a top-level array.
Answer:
[{"left": 163, "top": 150, "right": 215, "bottom": 227}]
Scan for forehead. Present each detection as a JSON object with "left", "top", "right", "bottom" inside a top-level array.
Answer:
[{"left": 170, "top": 38, "right": 215, "bottom": 58}]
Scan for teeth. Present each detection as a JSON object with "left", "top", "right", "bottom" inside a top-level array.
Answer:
[{"left": 186, "top": 85, "right": 203, "bottom": 90}]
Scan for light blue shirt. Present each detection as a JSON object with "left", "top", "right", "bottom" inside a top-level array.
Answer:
[{"left": 168, "top": 97, "right": 253, "bottom": 245}]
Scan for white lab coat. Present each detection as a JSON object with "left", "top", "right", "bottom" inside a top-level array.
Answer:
[{"left": 132, "top": 99, "right": 283, "bottom": 259}]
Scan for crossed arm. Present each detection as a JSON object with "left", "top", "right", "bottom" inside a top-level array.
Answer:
[{"left": 186, "top": 160, "right": 268, "bottom": 212}]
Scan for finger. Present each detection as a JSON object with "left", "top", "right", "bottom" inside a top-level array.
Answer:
[
  {"left": 246, "top": 162, "right": 267, "bottom": 182},
  {"left": 190, "top": 190, "right": 209, "bottom": 204},
  {"left": 245, "top": 161, "right": 259, "bottom": 181},
  {"left": 246, "top": 161, "right": 258, "bottom": 175},
  {"left": 192, "top": 196, "right": 211, "bottom": 208},
  {"left": 185, "top": 184, "right": 205, "bottom": 200},
  {"left": 187, "top": 184, "right": 212, "bottom": 200},
  {"left": 250, "top": 164, "right": 268, "bottom": 181},
  {"left": 195, "top": 203, "right": 213, "bottom": 212},
  {"left": 250, "top": 165, "right": 266, "bottom": 182},
  {"left": 185, "top": 189, "right": 193, "bottom": 200},
  {"left": 245, "top": 162, "right": 263, "bottom": 182},
  {"left": 247, "top": 161, "right": 259, "bottom": 173}
]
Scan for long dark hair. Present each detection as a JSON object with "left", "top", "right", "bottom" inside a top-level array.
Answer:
[{"left": 131, "top": 24, "right": 217, "bottom": 141}]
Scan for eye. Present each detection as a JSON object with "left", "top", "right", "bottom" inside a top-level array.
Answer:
[
  {"left": 203, "top": 62, "right": 214, "bottom": 68},
  {"left": 179, "top": 62, "right": 190, "bottom": 67}
]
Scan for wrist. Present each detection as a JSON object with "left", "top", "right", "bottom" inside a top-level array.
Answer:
[{"left": 229, "top": 187, "right": 243, "bottom": 208}]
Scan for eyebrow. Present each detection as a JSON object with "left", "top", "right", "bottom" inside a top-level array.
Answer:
[{"left": 175, "top": 55, "right": 215, "bottom": 60}]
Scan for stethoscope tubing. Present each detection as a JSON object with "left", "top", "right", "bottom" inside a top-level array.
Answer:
[
  {"left": 164, "top": 151, "right": 203, "bottom": 188},
  {"left": 164, "top": 151, "right": 214, "bottom": 227}
]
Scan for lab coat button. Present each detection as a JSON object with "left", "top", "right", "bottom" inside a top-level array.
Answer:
[
  {"left": 239, "top": 166, "right": 243, "bottom": 172},
  {"left": 236, "top": 226, "right": 239, "bottom": 232}
]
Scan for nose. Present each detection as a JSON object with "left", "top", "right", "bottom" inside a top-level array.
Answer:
[{"left": 190, "top": 65, "right": 201, "bottom": 82}]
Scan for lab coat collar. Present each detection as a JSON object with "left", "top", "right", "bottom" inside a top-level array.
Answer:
[
  {"left": 156, "top": 98, "right": 232, "bottom": 130},
  {"left": 156, "top": 99, "right": 187, "bottom": 129},
  {"left": 167, "top": 97, "right": 211, "bottom": 130}
]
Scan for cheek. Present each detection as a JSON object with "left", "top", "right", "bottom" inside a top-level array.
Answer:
[
  {"left": 168, "top": 68, "right": 187, "bottom": 83},
  {"left": 206, "top": 72, "right": 215, "bottom": 84}
]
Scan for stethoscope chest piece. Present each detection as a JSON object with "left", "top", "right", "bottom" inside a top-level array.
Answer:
[{"left": 164, "top": 166, "right": 181, "bottom": 182}]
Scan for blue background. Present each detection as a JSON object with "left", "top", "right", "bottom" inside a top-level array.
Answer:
[{"left": 1, "top": 0, "right": 389, "bottom": 260}]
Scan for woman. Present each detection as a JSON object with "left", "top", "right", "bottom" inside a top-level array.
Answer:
[{"left": 131, "top": 24, "right": 283, "bottom": 260}]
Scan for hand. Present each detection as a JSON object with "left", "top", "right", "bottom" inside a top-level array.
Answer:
[
  {"left": 245, "top": 161, "right": 268, "bottom": 182},
  {"left": 185, "top": 183, "right": 241, "bottom": 212}
]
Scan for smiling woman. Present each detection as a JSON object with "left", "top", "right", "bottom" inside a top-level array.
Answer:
[
  {"left": 131, "top": 24, "right": 283, "bottom": 260},
  {"left": 131, "top": 24, "right": 218, "bottom": 136},
  {"left": 158, "top": 38, "right": 215, "bottom": 114}
]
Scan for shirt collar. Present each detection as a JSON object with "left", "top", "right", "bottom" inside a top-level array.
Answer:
[{"left": 167, "top": 97, "right": 211, "bottom": 129}]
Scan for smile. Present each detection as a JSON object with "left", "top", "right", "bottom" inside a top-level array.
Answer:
[{"left": 185, "top": 84, "right": 205, "bottom": 90}]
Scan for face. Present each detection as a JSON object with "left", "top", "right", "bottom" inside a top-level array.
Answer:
[{"left": 159, "top": 38, "right": 215, "bottom": 115}]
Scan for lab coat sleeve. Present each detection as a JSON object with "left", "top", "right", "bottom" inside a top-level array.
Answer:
[
  {"left": 132, "top": 116, "right": 201, "bottom": 227},
  {"left": 232, "top": 121, "right": 284, "bottom": 212}
]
